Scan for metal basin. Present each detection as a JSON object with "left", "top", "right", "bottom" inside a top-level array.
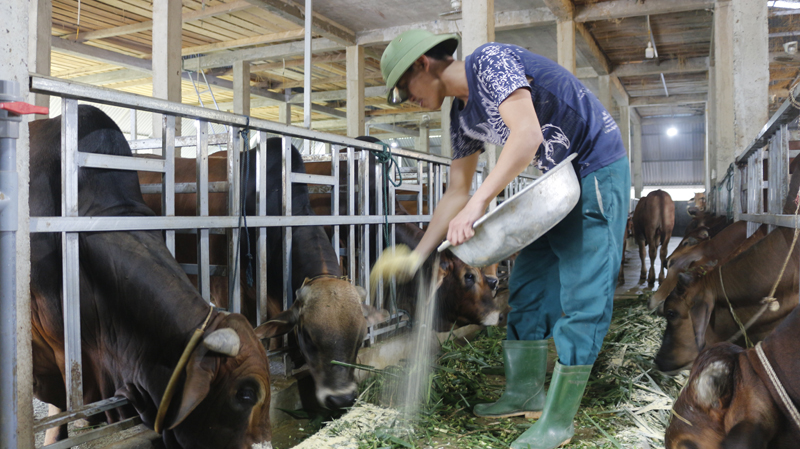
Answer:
[{"left": 438, "top": 153, "right": 579, "bottom": 267}]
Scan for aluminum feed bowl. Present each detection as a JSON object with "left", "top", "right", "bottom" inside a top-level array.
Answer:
[{"left": 439, "top": 153, "right": 579, "bottom": 267}]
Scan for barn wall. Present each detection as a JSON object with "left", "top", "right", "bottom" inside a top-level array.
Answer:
[{"left": 642, "top": 119, "right": 705, "bottom": 187}]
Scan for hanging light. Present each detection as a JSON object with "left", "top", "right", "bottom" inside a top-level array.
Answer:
[
  {"left": 666, "top": 127, "right": 678, "bottom": 137},
  {"left": 645, "top": 42, "right": 655, "bottom": 59}
]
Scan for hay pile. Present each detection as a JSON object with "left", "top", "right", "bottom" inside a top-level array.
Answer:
[{"left": 292, "top": 294, "right": 685, "bottom": 448}]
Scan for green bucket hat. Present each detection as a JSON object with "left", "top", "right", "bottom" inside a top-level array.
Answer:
[{"left": 380, "top": 29, "right": 460, "bottom": 105}]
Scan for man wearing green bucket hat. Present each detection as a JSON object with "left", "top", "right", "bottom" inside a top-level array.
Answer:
[{"left": 371, "top": 30, "right": 630, "bottom": 449}]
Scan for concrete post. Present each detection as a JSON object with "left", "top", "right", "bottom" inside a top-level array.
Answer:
[
  {"left": 597, "top": 75, "right": 614, "bottom": 112},
  {"left": 0, "top": 1, "right": 33, "bottom": 447},
  {"left": 706, "top": 63, "right": 716, "bottom": 192},
  {"left": 714, "top": 0, "right": 769, "bottom": 177},
  {"left": 631, "top": 111, "right": 643, "bottom": 198},
  {"left": 418, "top": 125, "right": 430, "bottom": 153},
  {"left": 279, "top": 89, "right": 291, "bottom": 125},
  {"left": 152, "top": 0, "right": 182, "bottom": 139},
  {"left": 618, "top": 105, "right": 631, "bottom": 157},
  {"left": 346, "top": 45, "right": 365, "bottom": 137},
  {"left": 557, "top": 19, "right": 577, "bottom": 74},
  {"left": 440, "top": 97, "right": 453, "bottom": 158},
  {"left": 462, "top": 0, "right": 498, "bottom": 207},
  {"left": 28, "top": 0, "right": 50, "bottom": 117},
  {"left": 233, "top": 61, "right": 250, "bottom": 116}
]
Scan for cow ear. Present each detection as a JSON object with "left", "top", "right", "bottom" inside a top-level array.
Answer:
[
  {"left": 166, "top": 344, "right": 217, "bottom": 430},
  {"left": 439, "top": 252, "right": 454, "bottom": 277},
  {"left": 254, "top": 306, "right": 299, "bottom": 340},
  {"left": 690, "top": 294, "right": 714, "bottom": 352},
  {"left": 362, "top": 304, "right": 390, "bottom": 327},
  {"left": 676, "top": 272, "right": 693, "bottom": 294},
  {"left": 693, "top": 359, "right": 733, "bottom": 410}
]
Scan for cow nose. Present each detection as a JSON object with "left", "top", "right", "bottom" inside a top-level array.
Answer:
[
  {"left": 487, "top": 277, "right": 498, "bottom": 290},
  {"left": 325, "top": 391, "right": 357, "bottom": 410}
]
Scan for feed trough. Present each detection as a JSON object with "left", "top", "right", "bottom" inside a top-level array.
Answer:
[{"left": 438, "top": 153, "right": 579, "bottom": 267}]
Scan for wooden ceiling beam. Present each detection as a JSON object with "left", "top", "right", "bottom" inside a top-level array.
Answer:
[
  {"left": 613, "top": 57, "right": 709, "bottom": 77},
  {"left": 357, "top": 8, "right": 556, "bottom": 45},
  {"left": 180, "top": 28, "right": 306, "bottom": 56},
  {"left": 574, "top": 0, "right": 714, "bottom": 23},
  {"left": 541, "top": 0, "right": 574, "bottom": 22},
  {"left": 575, "top": 22, "right": 612, "bottom": 75},
  {"left": 241, "top": 0, "right": 355, "bottom": 46},
  {"left": 629, "top": 93, "right": 707, "bottom": 107},
  {"left": 185, "top": 38, "right": 343, "bottom": 70},
  {"left": 276, "top": 74, "right": 383, "bottom": 89},
  {"left": 67, "top": 0, "right": 254, "bottom": 42}
]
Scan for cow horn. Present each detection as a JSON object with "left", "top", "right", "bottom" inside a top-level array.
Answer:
[{"left": 203, "top": 328, "right": 241, "bottom": 357}]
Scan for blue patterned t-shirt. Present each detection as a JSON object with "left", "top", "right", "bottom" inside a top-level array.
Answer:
[{"left": 451, "top": 43, "right": 626, "bottom": 178}]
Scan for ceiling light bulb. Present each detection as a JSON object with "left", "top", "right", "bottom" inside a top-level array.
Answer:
[
  {"left": 666, "top": 127, "right": 678, "bottom": 137},
  {"left": 390, "top": 141, "right": 399, "bottom": 148},
  {"left": 645, "top": 42, "right": 655, "bottom": 59}
]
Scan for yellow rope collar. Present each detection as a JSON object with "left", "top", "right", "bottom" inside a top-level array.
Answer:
[{"left": 154, "top": 305, "right": 214, "bottom": 434}]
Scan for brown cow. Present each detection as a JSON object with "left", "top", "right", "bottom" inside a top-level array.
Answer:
[
  {"left": 649, "top": 220, "right": 764, "bottom": 311},
  {"left": 654, "top": 224, "right": 799, "bottom": 374},
  {"left": 303, "top": 142, "right": 502, "bottom": 332},
  {"left": 665, "top": 312, "right": 800, "bottom": 448},
  {"left": 139, "top": 138, "right": 385, "bottom": 410},
  {"left": 633, "top": 190, "right": 675, "bottom": 284},
  {"left": 31, "top": 106, "right": 271, "bottom": 448}
]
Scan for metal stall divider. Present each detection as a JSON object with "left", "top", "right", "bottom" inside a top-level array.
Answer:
[
  {"left": 196, "top": 120, "right": 211, "bottom": 301},
  {"left": 257, "top": 131, "right": 268, "bottom": 326}
]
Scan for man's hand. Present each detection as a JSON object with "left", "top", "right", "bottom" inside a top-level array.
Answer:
[
  {"left": 446, "top": 199, "right": 487, "bottom": 246},
  {"left": 370, "top": 245, "right": 423, "bottom": 294}
]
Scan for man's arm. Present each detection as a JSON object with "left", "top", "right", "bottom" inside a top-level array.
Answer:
[
  {"left": 413, "top": 151, "right": 480, "bottom": 258},
  {"left": 446, "top": 88, "right": 544, "bottom": 246}
]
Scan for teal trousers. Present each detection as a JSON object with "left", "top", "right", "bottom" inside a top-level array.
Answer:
[{"left": 507, "top": 156, "right": 630, "bottom": 366}]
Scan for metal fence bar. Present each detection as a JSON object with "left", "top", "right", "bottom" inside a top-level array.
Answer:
[
  {"left": 375, "top": 156, "right": 384, "bottom": 314},
  {"left": 330, "top": 143, "right": 340, "bottom": 275},
  {"left": 141, "top": 181, "right": 229, "bottom": 195},
  {"left": 162, "top": 116, "right": 176, "bottom": 256},
  {"left": 227, "top": 128, "right": 241, "bottom": 314},
  {"left": 34, "top": 397, "right": 129, "bottom": 432},
  {"left": 281, "top": 136, "right": 293, "bottom": 315},
  {"left": 359, "top": 149, "right": 371, "bottom": 314},
  {"left": 30, "top": 76, "right": 452, "bottom": 165},
  {"left": 196, "top": 120, "right": 211, "bottom": 301},
  {"left": 61, "top": 98, "right": 83, "bottom": 410},
  {"left": 129, "top": 132, "right": 228, "bottom": 151},
  {"left": 256, "top": 132, "right": 268, "bottom": 325},
  {"left": 42, "top": 416, "right": 142, "bottom": 449},
  {"left": 78, "top": 152, "right": 167, "bottom": 172},
  {"left": 347, "top": 146, "right": 356, "bottom": 280}
]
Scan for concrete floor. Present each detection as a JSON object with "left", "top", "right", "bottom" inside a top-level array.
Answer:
[{"left": 615, "top": 238, "right": 680, "bottom": 298}]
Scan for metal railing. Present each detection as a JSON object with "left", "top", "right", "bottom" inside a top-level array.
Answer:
[{"left": 728, "top": 82, "right": 800, "bottom": 234}]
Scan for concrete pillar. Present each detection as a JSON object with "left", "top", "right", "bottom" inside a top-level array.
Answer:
[
  {"left": 28, "top": 0, "right": 51, "bottom": 117},
  {"left": 0, "top": 0, "right": 34, "bottom": 446},
  {"left": 346, "top": 45, "right": 365, "bottom": 137},
  {"left": 278, "top": 89, "right": 291, "bottom": 125},
  {"left": 462, "top": 0, "right": 497, "bottom": 205},
  {"left": 631, "top": 111, "right": 643, "bottom": 198},
  {"left": 233, "top": 61, "right": 250, "bottom": 116},
  {"left": 152, "top": 0, "right": 182, "bottom": 139},
  {"left": 618, "top": 105, "right": 631, "bottom": 157},
  {"left": 440, "top": 98, "right": 452, "bottom": 157},
  {"left": 714, "top": 0, "right": 769, "bottom": 178},
  {"left": 557, "top": 19, "right": 576, "bottom": 74},
  {"left": 418, "top": 125, "right": 430, "bottom": 153},
  {"left": 706, "top": 63, "right": 716, "bottom": 192},
  {"left": 597, "top": 75, "right": 614, "bottom": 112}
]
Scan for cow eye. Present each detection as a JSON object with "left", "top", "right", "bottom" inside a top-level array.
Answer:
[
  {"left": 464, "top": 272, "right": 475, "bottom": 286},
  {"left": 666, "top": 309, "right": 678, "bottom": 320},
  {"left": 236, "top": 384, "right": 259, "bottom": 406}
]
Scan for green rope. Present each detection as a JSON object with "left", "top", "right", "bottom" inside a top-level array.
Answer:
[{"left": 368, "top": 142, "right": 403, "bottom": 316}]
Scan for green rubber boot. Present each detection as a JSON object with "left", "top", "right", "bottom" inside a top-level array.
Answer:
[
  {"left": 510, "top": 361, "right": 592, "bottom": 449},
  {"left": 473, "top": 340, "right": 548, "bottom": 419}
]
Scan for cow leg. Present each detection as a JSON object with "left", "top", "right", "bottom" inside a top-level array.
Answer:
[
  {"left": 44, "top": 404, "right": 68, "bottom": 443},
  {"left": 658, "top": 236, "right": 670, "bottom": 283},
  {"left": 637, "top": 239, "right": 646, "bottom": 280},
  {"left": 647, "top": 241, "right": 657, "bottom": 284}
]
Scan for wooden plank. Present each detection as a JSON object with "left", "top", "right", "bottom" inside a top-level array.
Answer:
[
  {"left": 574, "top": 0, "right": 714, "bottom": 23},
  {"left": 51, "top": 36, "right": 152, "bottom": 71},
  {"left": 575, "top": 22, "right": 612, "bottom": 75},
  {"left": 69, "top": 0, "right": 253, "bottom": 41},
  {"left": 241, "top": 0, "right": 355, "bottom": 45},
  {"left": 277, "top": 74, "right": 383, "bottom": 89},
  {"left": 187, "top": 37, "right": 343, "bottom": 69},
  {"left": 541, "top": 0, "right": 574, "bottom": 21},
  {"left": 181, "top": 28, "right": 305, "bottom": 55},
  {"left": 629, "top": 93, "right": 707, "bottom": 107},
  {"left": 613, "top": 57, "right": 709, "bottom": 77}
]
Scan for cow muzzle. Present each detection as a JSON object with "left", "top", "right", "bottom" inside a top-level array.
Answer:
[{"left": 316, "top": 384, "right": 358, "bottom": 410}]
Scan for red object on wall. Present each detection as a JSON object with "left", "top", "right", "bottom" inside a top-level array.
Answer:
[{"left": 0, "top": 101, "right": 49, "bottom": 116}]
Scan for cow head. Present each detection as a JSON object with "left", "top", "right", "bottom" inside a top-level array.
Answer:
[
  {"left": 651, "top": 249, "right": 710, "bottom": 311},
  {"left": 665, "top": 343, "right": 740, "bottom": 449},
  {"left": 666, "top": 343, "right": 785, "bottom": 449},
  {"left": 255, "top": 278, "right": 386, "bottom": 410},
  {"left": 123, "top": 313, "right": 271, "bottom": 449},
  {"left": 655, "top": 267, "right": 717, "bottom": 374},
  {"left": 435, "top": 251, "right": 504, "bottom": 331}
]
